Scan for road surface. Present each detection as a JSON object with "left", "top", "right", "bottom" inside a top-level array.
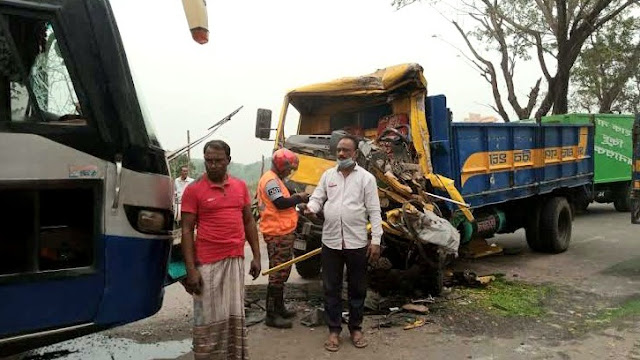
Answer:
[{"left": 16, "top": 204, "right": 640, "bottom": 360}]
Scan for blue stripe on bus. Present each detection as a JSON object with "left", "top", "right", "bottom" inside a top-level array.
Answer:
[
  {"left": 0, "top": 235, "right": 172, "bottom": 338},
  {"left": 95, "top": 235, "right": 172, "bottom": 326}
]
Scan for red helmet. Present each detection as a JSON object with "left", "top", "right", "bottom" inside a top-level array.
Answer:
[{"left": 272, "top": 148, "right": 299, "bottom": 173}]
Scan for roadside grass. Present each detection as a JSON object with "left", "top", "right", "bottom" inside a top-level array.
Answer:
[
  {"left": 591, "top": 297, "right": 640, "bottom": 325},
  {"left": 454, "top": 278, "right": 553, "bottom": 317}
]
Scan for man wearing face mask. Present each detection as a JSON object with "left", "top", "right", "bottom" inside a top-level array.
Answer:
[
  {"left": 257, "top": 148, "right": 310, "bottom": 328},
  {"left": 301, "top": 135, "right": 382, "bottom": 352}
]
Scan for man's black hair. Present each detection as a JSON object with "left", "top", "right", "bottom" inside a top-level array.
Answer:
[
  {"left": 203, "top": 140, "right": 231, "bottom": 157},
  {"left": 339, "top": 135, "right": 359, "bottom": 150}
]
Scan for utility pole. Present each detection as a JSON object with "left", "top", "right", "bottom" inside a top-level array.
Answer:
[{"left": 186, "top": 130, "right": 191, "bottom": 176}]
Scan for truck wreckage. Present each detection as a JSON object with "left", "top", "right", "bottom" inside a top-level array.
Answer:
[{"left": 255, "top": 63, "right": 595, "bottom": 297}]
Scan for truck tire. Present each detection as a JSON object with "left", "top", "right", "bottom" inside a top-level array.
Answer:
[
  {"left": 525, "top": 200, "right": 543, "bottom": 252},
  {"left": 537, "top": 197, "right": 572, "bottom": 253},
  {"left": 293, "top": 236, "right": 322, "bottom": 279},
  {"left": 424, "top": 252, "right": 445, "bottom": 296},
  {"left": 614, "top": 185, "right": 631, "bottom": 212},
  {"left": 632, "top": 197, "right": 640, "bottom": 224},
  {"left": 293, "top": 252, "right": 322, "bottom": 279}
]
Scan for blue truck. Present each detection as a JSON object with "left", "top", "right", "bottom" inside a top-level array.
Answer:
[
  {"left": 428, "top": 95, "right": 592, "bottom": 253},
  {"left": 255, "top": 63, "right": 594, "bottom": 293}
]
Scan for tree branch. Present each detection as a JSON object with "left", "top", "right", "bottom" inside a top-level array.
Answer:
[
  {"left": 593, "top": 0, "right": 638, "bottom": 30},
  {"left": 451, "top": 20, "right": 511, "bottom": 121},
  {"left": 534, "top": 32, "right": 552, "bottom": 82},
  {"left": 570, "top": 0, "right": 590, "bottom": 35},
  {"left": 525, "top": 78, "right": 543, "bottom": 115},
  {"left": 486, "top": 5, "right": 527, "bottom": 118},
  {"left": 487, "top": 0, "right": 543, "bottom": 37},
  {"left": 534, "top": 0, "right": 558, "bottom": 36},
  {"left": 573, "top": 0, "right": 636, "bottom": 44}
]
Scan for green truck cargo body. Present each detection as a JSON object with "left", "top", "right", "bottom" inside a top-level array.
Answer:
[
  {"left": 541, "top": 114, "right": 633, "bottom": 184},
  {"left": 541, "top": 113, "right": 633, "bottom": 211}
]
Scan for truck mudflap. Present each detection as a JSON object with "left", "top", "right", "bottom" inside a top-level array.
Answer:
[{"left": 632, "top": 114, "right": 640, "bottom": 224}]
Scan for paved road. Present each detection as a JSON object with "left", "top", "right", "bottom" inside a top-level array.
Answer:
[
  {"left": 19, "top": 204, "right": 640, "bottom": 360},
  {"left": 468, "top": 203, "right": 640, "bottom": 297}
]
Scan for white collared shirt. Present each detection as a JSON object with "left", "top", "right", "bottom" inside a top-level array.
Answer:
[
  {"left": 174, "top": 176, "right": 194, "bottom": 203},
  {"left": 307, "top": 165, "right": 383, "bottom": 250}
]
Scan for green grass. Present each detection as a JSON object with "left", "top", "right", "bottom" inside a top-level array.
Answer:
[
  {"left": 595, "top": 298, "right": 640, "bottom": 323},
  {"left": 455, "top": 278, "right": 552, "bottom": 317}
]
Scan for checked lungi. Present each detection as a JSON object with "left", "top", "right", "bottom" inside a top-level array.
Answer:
[{"left": 192, "top": 257, "right": 248, "bottom": 360}]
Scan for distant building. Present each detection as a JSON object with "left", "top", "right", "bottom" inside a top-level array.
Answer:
[{"left": 464, "top": 113, "right": 498, "bottom": 123}]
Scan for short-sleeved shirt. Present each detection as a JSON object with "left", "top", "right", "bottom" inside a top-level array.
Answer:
[
  {"left": 181, "top": 174, "right": 250, "bottom": 265},
  {"left": 174, "top": 176, "right": 194, "bottom": 203}
]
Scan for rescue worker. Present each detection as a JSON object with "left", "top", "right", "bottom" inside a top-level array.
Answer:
[{"left": 257, "top": 148, "right": 310, "bottom": 328}]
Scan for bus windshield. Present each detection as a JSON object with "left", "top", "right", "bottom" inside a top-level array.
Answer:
[{"left": 0, "top": 14, "right": 101, "bottom": 154}]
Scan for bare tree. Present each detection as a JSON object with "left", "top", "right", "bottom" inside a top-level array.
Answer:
[{"left": 394, "top": 0, "right": 640, "bottom": 120}]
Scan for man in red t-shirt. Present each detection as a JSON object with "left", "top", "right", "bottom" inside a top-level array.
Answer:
[{"left": 180, "top": 140, "right": 261, "bottom": 360}]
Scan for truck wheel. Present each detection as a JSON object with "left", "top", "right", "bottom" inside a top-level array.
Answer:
[
  {"left": 293, "top": 236, "right": 322, "bottom": 279},
  {"left": 525, "top": 201, "right": 543, "bottom": 252},
  {"left": 537, "top": 197, "right": 572, "bottom": 253},
  {"left": 293, "top": 251, "right": 322, "bottom": 279},
  {"left": 424, "top": 252, "right": 445, "bottom": 296},
  {"left": 632, "top": 197, "right": 640, "bottom": 224},
  {"left": 614, "top": 186, "right": 631, "bottom": 212}
]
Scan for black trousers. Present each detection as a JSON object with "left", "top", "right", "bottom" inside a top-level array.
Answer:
[{"left": 321, "top": 245, "right": 368, "bottom": 334}]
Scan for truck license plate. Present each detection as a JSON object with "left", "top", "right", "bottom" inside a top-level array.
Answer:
[{"left": 293, "top": 239, "right": 307, "bottom": 251}]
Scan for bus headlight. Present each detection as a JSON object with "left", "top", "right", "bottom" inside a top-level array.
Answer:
[
  {"left": 138, "top": 210, "right": 166, "bottom": 233},
  {"left": 124, "top": 205, "right": 172, "bottom": 234}
]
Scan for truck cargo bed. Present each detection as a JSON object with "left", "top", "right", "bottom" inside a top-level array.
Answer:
[
  {"left": 427, "top": 95, "right": 594, "bottom": 209},
  {"left": 541, "top": 113, "right": 633, "bottom": 184}
]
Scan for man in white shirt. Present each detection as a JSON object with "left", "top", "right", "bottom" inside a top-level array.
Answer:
[
  {"left": 302, "top": 135, "right": 382, "bottom": 352},
  {"left": 174, "top": 166, "right": 194, "bottom": 225}
]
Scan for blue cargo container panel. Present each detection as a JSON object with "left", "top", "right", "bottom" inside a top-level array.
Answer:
[{"left": 427, "top": 95, "right": 594, "bottom": 209}]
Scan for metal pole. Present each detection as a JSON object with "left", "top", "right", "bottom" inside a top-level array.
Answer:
[
  {"left": 186, "top": 130, "right": 191, "bottom": 176},
  {"left": 424, "top": 191, "right": 471, "bottom": 208},
  {"left": 261, "top": 247, "right": 322, "bottom": 276}
]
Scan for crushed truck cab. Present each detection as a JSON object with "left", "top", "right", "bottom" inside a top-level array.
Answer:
[{"left": 255, "top": 64, "right": 594, "bottom": 296}]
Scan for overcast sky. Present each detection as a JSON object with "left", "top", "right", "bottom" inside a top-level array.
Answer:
[{"left": 110, "top": 0, "right": 540, "bottom": 164}]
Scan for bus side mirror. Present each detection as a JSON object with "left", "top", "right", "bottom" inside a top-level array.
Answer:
[{"left": 255, "top": 108, "right": 272, "bottom": 140}]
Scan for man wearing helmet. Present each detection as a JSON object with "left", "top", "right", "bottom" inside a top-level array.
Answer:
[{"left": 257, "top": 148, "right": 310, "bottom": 328}]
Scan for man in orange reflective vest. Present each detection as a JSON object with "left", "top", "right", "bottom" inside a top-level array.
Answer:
[{"left": 257, "top": 148, "right": 309, "bottom": 328}]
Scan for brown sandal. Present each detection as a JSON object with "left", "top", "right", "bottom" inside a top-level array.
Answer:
[
  {"left": 324, "top": 338, "right": 340, "bottom": 352},
  {"left": 351, "top": 332, "right": 369, "bottom": 348}
]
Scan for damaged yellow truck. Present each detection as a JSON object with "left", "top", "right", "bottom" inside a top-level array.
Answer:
[{"left": 255, "top": 64, "right": 595, "bottom": 296}]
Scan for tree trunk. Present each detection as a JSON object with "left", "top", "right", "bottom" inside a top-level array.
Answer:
[
  {"left": 552, "top": 74, "right": 570, "bottom": 114},
  {"left": 535, "top": 80, "right": 555, "bottom": 121},
  {"left": 598, "top": 97, "right": 615, "bottom": 113}
]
